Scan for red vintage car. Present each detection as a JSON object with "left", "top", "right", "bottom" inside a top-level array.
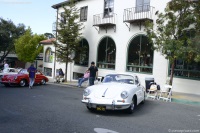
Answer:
[{"left": 0, "top": 69, "right": 49, "bottom": 87}]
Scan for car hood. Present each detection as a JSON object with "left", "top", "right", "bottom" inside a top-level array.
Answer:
[{"left": 88, "top": 82, "right": 136, "bottom": 99}]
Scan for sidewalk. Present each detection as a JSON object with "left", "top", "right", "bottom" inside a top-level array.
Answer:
[
  {"left": 48, "top": 79, "right": 200, "bottom": 107},
  {"left": 171, "top": 92, "right": 200, "bottom": 106}
]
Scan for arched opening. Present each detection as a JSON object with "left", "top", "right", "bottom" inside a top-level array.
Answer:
[
  {"left": 127, "top": 34, "right": 153, "bottom": 73},
  {"left": 74, "top": 38, "right": 89, "bottom": 67},
  {"left": 97, "top": 37, "right": 116, "bottom": 69},
  {"left": 45, "top": 47, "right": 53, "bottom": 63}
]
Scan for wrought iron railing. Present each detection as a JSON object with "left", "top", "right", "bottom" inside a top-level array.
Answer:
[
  {"left": 123, "top": 6, "right": 154, "bottom": 22},
  {"left": 93, "top": 13, "right": 117, "bottom": 26}
]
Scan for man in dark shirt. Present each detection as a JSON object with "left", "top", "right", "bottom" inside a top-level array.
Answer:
[
  {"left": 27, "top": 64, "right": 37, "bottom": 89},
  {"left": 56, "top": 68, "right": 64, "bottom": 83},
  {"left": 88, "top": 61, "right": 98, "bottom": 86}
]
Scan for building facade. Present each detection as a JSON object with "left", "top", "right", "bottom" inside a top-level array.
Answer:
[{"left": 41, "top": 0, "right": 200, "bottom": 95}]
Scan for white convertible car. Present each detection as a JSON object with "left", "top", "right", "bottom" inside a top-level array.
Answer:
[{"left": 82, "top": 74, "right": 145, "bottom": 113}]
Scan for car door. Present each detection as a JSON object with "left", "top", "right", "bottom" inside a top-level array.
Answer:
[
  {"left": 35, "top": 71, "right": 42, "bottom": 84},
  {"left": 135, "top": 76, "right": 143, "bottom": 103}
]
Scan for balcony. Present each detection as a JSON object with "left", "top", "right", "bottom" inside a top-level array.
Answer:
[
  {"left": 93, "top": 13, "right": 117, "bottom": 33},
  {"left": 123, "top": 6, "right": 154, "bottom": 31}
]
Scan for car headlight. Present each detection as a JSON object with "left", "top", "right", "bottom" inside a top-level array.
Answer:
[
  {"left": 14, "top": 76, "right": 18, "bottom": 80},
  {"left": 121, "top": 91, "right": 128, "bottom": 99},
  {"left": 83, "top": 89, "right": 91, "bottom": 96}
]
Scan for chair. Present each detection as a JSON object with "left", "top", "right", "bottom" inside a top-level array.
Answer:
[
  {"left": 146, "top": 83, "right": 159, "bottom": 100},
  {"left": 158, "top": 84, "right": 173, "bottom": 102}
]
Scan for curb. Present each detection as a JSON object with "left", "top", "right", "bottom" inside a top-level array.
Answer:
[
  {"left": 47, "top": 82, "right": 200, "bottom": 107},
  {"left": 172, "top": 98, "right": 200, "bottom": 106}
]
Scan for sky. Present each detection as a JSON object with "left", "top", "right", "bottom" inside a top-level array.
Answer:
[{"left": 0, "top": 0, "right": 64, "bottom": 35}]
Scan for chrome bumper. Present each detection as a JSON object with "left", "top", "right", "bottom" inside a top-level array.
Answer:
[{"left": 82, "top": 99, "right": 130, "bottom": 110}]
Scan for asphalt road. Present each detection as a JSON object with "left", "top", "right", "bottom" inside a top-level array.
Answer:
[{"left": 0, "top": 83, "right": 199, "bottom": 133}]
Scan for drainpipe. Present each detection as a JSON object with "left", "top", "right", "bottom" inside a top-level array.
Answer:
[{"left": 53, "top": 8, "right": 59, "bottom": 80}]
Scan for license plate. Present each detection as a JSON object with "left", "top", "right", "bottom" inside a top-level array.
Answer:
[{"left": 96, "top": 106, "right": 106, "bottom": 111}]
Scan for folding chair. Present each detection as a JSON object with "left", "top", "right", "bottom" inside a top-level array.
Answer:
[
  {"left": 158, "top": 84, "right": 173, "bottom": 102},
  {"left": 146, "top": 82, "right": 159, "bottom": 100}
]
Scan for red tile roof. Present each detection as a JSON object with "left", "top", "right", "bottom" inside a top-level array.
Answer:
[{"left": 40, "top": 38, "right": 56, "bottom": 44}]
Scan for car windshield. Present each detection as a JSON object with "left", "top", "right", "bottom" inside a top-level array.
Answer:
[
  {"left": 102, "top": 74, "right": 137, "bottom": 84},
  {"left": 18, "top": 69, "right": 28, "bottom": 74}
]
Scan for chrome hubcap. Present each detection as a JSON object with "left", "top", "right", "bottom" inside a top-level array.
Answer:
[
  {"left": 131, "top": 102, "right": 134, "bottom": 111},
  {"left": 20, "top": 80, "right": 25, "bottom": 86},
  {"left": 41, "top": 80, "right": 45, "bottom": 84}
]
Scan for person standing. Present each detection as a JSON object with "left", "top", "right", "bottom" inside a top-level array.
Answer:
[
  {"left": 28, "top": 64, "right": 37, "bottom": 89},
  {"left": 4, "top": 60, "right": 9, "bottom": 69},
  {"left": 77, "top": 69, "right": 90, "bottom": 87},
  {"left": 56, "top": 68, "right": 64, "bottom": 83},
  {"left": 88, "top": 61, "right": 98, "bottom": 86}
]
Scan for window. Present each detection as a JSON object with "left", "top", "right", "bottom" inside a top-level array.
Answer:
[
  {"left": 136, "top": 0, "right": 150, "bottom": 12},
  {"left": 172, "top": 60, "right": 200, "bottom": 79},
  {"left": 80, "top": 6, "right": 88, "bottom": 22},
  {"left": 60, "top": 12, "right": 66, "bottom": 24},
  {"left": 127, "top": 35, "right": 153, "bottom": 73},
  {"left": 104, "top": 0, "right": 114, "bottom": 17},
  {"left": 44, "top": 67, "right": 52, "bottom": 77},
  {"left": 74, "top": 38, "right": 89, "bottom": 66},
  {"left": 170, "top": 30, "right": 200, "bottom": 80},
  {"left": 45, "top": 48, "right": 53, "bottom": 63},
  {"left": 97, "top": 37, "right": 116, "bottom": 69}
]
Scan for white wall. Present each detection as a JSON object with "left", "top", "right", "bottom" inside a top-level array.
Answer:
[
  {"left": 50, "top": 0, "right": 200, "bottom": 95},
  {"left": 43, "top": 44, "right": 55, "bottom": 79}
]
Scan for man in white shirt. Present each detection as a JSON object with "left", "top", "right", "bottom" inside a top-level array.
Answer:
[{"left": 4, "top": 61, "right": 9, "bottom": 69}]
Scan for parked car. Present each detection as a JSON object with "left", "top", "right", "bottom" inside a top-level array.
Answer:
[
  {"left": 0, "top": 69, "right": 48, "bottom": 87},
  {"left": 81, "top": 74, "right": 145, "bottom": 113}
]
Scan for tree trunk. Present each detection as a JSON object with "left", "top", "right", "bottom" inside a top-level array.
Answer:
[
  {"left": 65, "top": 61, "right": 68, "bottom": 82},
  {"left": 0, "top": 50, "right": 11, "bottom": 63},
  {"left": 169, "top": 59, "right": 175, "bottom": 85}
]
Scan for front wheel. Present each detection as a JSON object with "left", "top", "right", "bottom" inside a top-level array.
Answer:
[
  {"left": 87, "top": 106, "right": 95, "bottom": 112},
  {"left": 126, "top": 96, "right": 137, "bottom": 114},
  {"left": 19, "top": 79, "right": 26, "bottom": 87},
  {"left": 4, "top": 83, "right": 10, "bottom": 87}
]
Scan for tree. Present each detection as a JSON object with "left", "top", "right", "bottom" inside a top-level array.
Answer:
[
  {"left": 191, "top": 32, "right": 200, "bottom": 62},
  {"left": 145, "top": 0, "right": 200, "bottom": 85},
  {"left": 0, "top": 18, "right": 25, "bottom": 63},
  {"left": 190, "top": 0, "right": 200, "bottom": 62},
  {"left": 15, "top": 28, "right": 46, "bottom": 62},
  {"left": 54, "top": 0, "right": 83, "bottom": 82}
]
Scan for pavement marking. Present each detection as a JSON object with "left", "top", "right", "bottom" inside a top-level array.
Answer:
[{"left": 94, "top": 128, "right": 119, "bottom": 133}]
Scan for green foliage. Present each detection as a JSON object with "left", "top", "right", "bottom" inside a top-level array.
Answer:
[
  {"left": 55, "top": 0, "right": 82, "bottom": 63},
  {"left": 145, "top": 0, "right": 200, "bottom": 84},
  {"left": 53, "top": 0, "right": 83, "bottom": 81},
  {"left": 15, "top": 28, "right": 46, "bottom": 62},
  {"left": 0, "top": 18, "right": 25, "bottom": 62}
]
